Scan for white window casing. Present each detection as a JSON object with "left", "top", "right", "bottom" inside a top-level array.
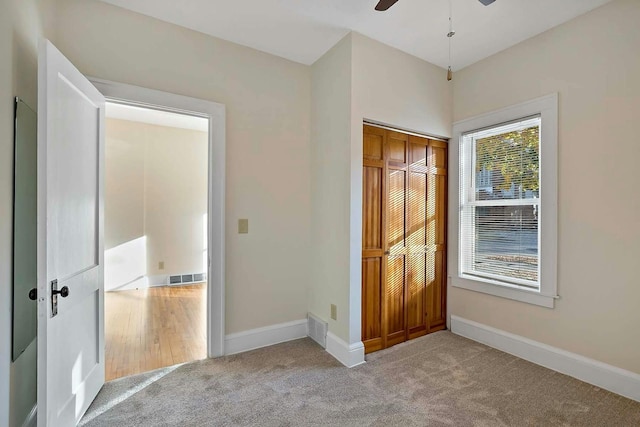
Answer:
[{"left": 450, "top": 94, "right": 558, "bottom": 308}]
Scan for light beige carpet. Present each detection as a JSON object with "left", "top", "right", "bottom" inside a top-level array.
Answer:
[{"left": 81, "top": 331, "right": 640, "bottom": 426}]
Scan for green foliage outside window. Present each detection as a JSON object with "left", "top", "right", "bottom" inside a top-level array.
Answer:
[{"left": 475, "top": 126, "right": 539, "bottom": 193}]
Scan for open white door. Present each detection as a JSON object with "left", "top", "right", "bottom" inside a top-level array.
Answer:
[{"left": 37, "top": 40, "right": 105, "bottom": 426}]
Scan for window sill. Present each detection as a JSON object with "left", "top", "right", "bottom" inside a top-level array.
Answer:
[{"left": 453, "top": 274, "right": 556, "bottom": 308}]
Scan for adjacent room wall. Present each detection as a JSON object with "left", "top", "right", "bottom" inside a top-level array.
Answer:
[
  {"left": 104, "top": 118, "right": 146, "bottom": 291},
  {"left": 144, "top": 121, "right": 208, "bottom": 280},
  {"left": 105, "top": 117, "right": 209, "bottom": 291},
  {"left": 0, "top": 0, "right": 54, "bottom": 424},
  {"left": 450, "top": 0, "right": 640, "bottom": 374},
  {"left": 105, "top": 118, "right": 145, "bottom": 253},
  {"left": 50, "top": 0, "right": 311, "bottom": 334}
]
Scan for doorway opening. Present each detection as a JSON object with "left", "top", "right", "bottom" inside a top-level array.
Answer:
[
  {"left": 104, "top": 102, "right": 209, "bottom": 380},
  {"left": 90, "top": 78, "right": 226, "bottom": 366}
]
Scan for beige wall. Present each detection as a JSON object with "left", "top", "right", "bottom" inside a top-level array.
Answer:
[
  {"left": 49, "top": 0, "right": 311, "bottom": 333},
  {"left": 0, "top": 0, "right": 53, "bottom": 424},
  {"left": 105, "top": 118, "right": 208, "bottom": 291},
  {"left": 309, "top": 34, "right": 353, "bottom": 343},
  {"left": 351, "top": 32, "right": 452, "bottom": 139},
  {"left": 451, "top": 0, "right": 640, "bottom": 374},
  {"left": 310, "top": 33, "right": 453, "bottom": 345},
  {"left": 0, "top": 0, "right": 16, "bottom": 420}
]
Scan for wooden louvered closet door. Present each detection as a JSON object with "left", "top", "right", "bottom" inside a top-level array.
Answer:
[{"left": 362, "top": 124, "right": 447, "bottom": 354}]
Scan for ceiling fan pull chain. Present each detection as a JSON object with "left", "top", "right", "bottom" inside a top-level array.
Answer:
[{"left": 447, "top": 0, "right": 455, "bottom": 81}]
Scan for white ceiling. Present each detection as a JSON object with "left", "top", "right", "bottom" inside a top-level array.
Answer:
[
  {"left": 99, "top": 0, "right": 612, "bottom": 70},
  {"left": 106, "top": 102, "right": 209, "bottom": 132}
]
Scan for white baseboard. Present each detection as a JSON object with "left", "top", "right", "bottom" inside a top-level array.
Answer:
[
  {"left": 147, "top": 275, "right": 207, "bottom": 288},
  {"left": 22, "top": 405, "right": 36, "bottom": 427},
  {"left": 325, "top": 332, "right": 365, "bottom": 368},
  {"left": 105, "top": 276, "right": 148, "bottom": 292},
  {"left": 106, "top": 275, "right": 207, "bottom": 292},
  {"left": 147, "top": 275, "right": 168, "bottom": 287},
  {"left": 224, "top": 319, "right": 308, "bottom": 356},
  {"left": 450, "top": 315, "right": 640, "bottom": 402}
]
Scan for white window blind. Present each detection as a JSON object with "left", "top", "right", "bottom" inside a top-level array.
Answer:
[{"left": 460, "top": 116, "right": 541, "bottom": 290}]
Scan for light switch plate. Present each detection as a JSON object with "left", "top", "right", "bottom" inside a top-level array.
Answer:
[
  {"left": 158, "top": 261, "right": 164, "bottom": 270},
  {"left": 330, "top": 304, "right": 337, "bottom": 321},
  {"left": 238, "top": 218, "right": 249, "bottom": 234}
]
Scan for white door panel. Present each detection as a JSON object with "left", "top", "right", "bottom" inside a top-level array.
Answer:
[
  {"left": 50, "top": 75, "right": 100, "bottom": 280},
  {"left": 38, "top": 40, "right": 105, "bottom": 427}
]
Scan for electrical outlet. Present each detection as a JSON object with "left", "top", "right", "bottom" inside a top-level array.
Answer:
[
  {"left": 158, "top": 261, "right": 165, "bottom": 270},
  {"left": 238, "top": 218, "right": 249, "bottom": 234},
  {"left": 330, "top": 304, "right": 337, "bottom": 321}
]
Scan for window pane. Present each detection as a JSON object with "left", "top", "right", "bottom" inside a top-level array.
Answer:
[
  {"left": 475, "top": 124, "right": 539, "bottom": 201},
  {"left": 465, "top": 204, "right": 539, "bottom": 286}
]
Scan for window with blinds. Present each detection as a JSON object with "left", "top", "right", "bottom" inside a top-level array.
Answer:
[{"left": 459, "top": 116, "right": 541, "bottom": 290}]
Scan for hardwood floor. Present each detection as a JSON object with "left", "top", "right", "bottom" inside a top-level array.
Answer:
[{"left": 105, "top": 283, "right": 207, "bottom": 381}]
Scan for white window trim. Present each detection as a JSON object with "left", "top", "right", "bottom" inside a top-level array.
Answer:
[{"left": 450, "top": 94, "right": 558, "bottom": 308}]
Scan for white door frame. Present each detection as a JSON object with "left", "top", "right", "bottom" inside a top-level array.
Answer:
[{"left": 90, "top": 78, "right": 226, "bottom": 357}]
